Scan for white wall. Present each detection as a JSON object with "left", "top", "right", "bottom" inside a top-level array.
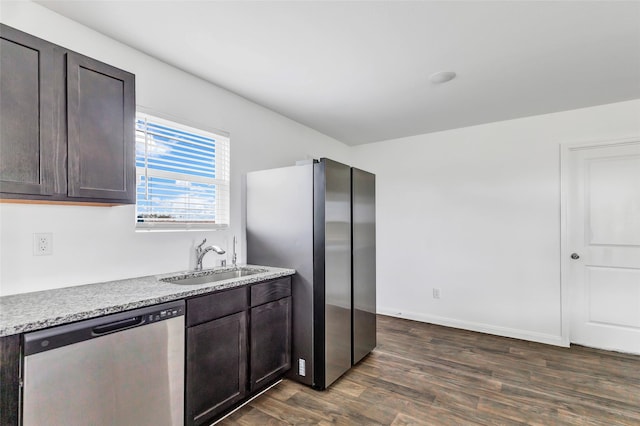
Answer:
[
  {"left": 0, "top": 2, "right": 350, "bottom": 295},
  {"left": 352, "top": 99, "right": 640, "bottom": 346}
]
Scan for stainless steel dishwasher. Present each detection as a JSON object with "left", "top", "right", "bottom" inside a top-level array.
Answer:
[{"left": 22, "top": 300, "right": 185, "bottom": 426}]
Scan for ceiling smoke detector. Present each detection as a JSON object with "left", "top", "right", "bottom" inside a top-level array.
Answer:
[{"left": 429, "top": 71, "right": 457, "bottom": 84}]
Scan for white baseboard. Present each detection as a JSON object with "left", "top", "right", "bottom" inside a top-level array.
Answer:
[{"left": 377, "top": 307, "right": 567, "bottom": 348}]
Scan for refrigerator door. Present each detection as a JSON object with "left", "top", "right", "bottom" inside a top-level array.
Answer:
[
  {"left": 314, "top": 158, "right": 352, "bottom": 388},
  {"left": 246, "top": 164, "right": 315, "bottom": 386},
  {"left": 352, "top": 168, "right": 377, "bottom": 364}
]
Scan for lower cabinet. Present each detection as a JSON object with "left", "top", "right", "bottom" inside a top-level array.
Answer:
[
  {"left": 186, "top": 311, "right": 247, "bottom": 426},
  {"left": 185, "top": 276, "right": 292, "bottom": 425},
  {"left": 0, "top": 335, "right": 20, "bottom": 426},
  {"left": 250, "top": 296, "right": 292, "bottom": 392}
]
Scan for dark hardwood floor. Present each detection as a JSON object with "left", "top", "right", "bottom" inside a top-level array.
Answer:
[{"left": 220, "top": 315, "right": 640, "bottom": 425}]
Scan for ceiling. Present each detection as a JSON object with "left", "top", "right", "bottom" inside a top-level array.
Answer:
[{"left": 36, "top": 1, "right": 640, "bottom": 145}]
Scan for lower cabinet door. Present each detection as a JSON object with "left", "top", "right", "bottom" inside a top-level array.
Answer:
[
  {"left": 250, "top": 297, "right": 292, "bottom": 392},
  {"left": 0, "top": 335, "right": 20, "bottom": 426},
  {"left": 186, "top": 311, "right": 247, "bottom": 426}
]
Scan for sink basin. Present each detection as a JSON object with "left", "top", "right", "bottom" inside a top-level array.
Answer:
[{"left": 162, "top": 267, "right": 265, "bottom": 285}]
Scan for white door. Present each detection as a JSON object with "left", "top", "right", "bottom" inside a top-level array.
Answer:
[{"left": 564, "top": 139, "right": 640, "bottom": 354}]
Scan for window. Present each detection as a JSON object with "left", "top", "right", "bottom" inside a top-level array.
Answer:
[{"left": 135, "top": 112, "right": 230, "bottom": 230}]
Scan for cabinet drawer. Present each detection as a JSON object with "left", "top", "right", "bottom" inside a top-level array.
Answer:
[
  {"left": 250, "top": 277, "right": 291, "bottom": 307},
  {"left": 187, "top": 287, "right": 247, "bottom": 327}
]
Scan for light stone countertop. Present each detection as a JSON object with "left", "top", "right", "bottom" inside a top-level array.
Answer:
[{"left": 0, "top": 265, "right": 295, "bottom": 337}]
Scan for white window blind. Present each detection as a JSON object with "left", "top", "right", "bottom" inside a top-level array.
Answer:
[{"left": 135, "top": 112, "right": 230, "bottom": 230}]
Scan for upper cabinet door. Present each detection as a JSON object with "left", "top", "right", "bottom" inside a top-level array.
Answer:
[
  {"left": 66, "top": 52, "right": 135, "bottom": 202},
  {"left": 0, "top": 25, "right": 57, "bottom": 196}
]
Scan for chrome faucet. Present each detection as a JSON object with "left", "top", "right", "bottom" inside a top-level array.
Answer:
[
  {"left": 195, "top": 238, "right": 225, "bottom": 271},
  {"left": 232, "top": 236, "right": 237, "bottom": 267}
]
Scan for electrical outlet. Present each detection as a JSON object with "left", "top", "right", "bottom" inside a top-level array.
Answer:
[
  {"left": 33, "top": 233, "right": 53, "bottom": 256},
  {"left": 432, "top": 288, "right": 441, "bottom": 299},
  {"left": 298, "top": 358, "right": 306, "bottom": 376}
]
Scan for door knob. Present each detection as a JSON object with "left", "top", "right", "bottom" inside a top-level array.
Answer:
[{"left": 571, "top": 253, "right": 580, "bottom": 260}]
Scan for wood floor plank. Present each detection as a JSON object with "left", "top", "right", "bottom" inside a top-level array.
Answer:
[
  {"left": 249, "top": 394, "right": 328, "bottom": 424},
  {"left": 287, "top": 386, "right": 384, "bottom": 425},
  {"left": 218, "top": 315, "right": 640, "bottom": 425},
  {"left": 263, "top": 381, "right": 301, "bottom": 402},
  {"left": 390, "top": 412, "right": 431, "bottom": 426},
  {"left": 220, "top": 406, "right": 284, "bottom": 426},
  {"left": 330, "top": 376, "right": 368, "bottom": 398}
]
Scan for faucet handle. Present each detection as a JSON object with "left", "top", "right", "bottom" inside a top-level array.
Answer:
[{"left": 196, "top": 238, "right": 207, "bottom": 251}]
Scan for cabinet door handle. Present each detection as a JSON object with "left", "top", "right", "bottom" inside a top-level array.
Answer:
[{"left": 571, "top": 253, "right": 580, "bottom": 260}]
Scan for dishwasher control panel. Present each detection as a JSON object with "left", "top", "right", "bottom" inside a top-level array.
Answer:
[{"left": 147, "top": 305, "right": 184, "bottom": 323}]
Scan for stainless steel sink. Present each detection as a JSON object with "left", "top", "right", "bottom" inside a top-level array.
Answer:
[{"left": 162, "top": 267, "right": 265, "bottom": 285}]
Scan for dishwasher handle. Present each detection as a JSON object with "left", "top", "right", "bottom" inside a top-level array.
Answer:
[{"left": 92, "top": 316, "right": 144, "bottom": 336}]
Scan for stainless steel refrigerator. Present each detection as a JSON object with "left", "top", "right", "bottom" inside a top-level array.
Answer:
[{"left": 246, "top": 158, "right": 376, "bottom": 390}]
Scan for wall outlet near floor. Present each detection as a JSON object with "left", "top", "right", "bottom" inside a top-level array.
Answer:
[
  {"left": 432, "top": 288, "right": 441, "bottom": 299},
  {"left": 298, "top": 358, "right": 306, "bottom": 376},
  {"left": 33, "top": 233, "right": 53, "bottom": 256}
]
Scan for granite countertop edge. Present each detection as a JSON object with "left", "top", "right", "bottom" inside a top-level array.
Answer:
[{"left": 0, "top": 265, "right": 295, "bottom": 337}]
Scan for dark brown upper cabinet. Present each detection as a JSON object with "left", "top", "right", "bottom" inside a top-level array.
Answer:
[
  {"left": 66, "top": 52, "right": 135, "bottom": 201},
  {"left": 0, "top": 24, "right": 136, "bottom": 204},
  {"left": 0, "top": 25, "right": 57, "bottom": 197}
]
